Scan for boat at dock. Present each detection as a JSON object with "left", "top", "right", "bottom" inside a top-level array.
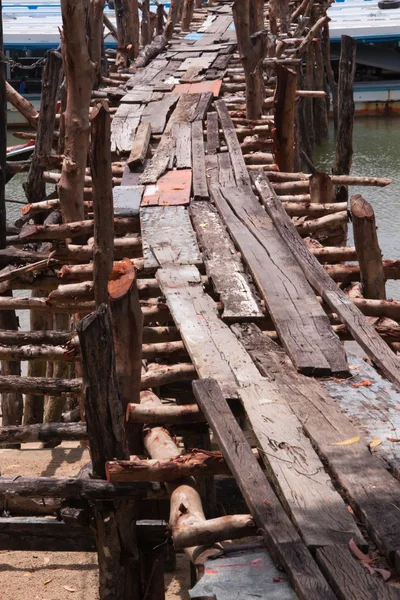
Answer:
[{"left": 328, "top": 0, "right": 400, "bottom": 115}]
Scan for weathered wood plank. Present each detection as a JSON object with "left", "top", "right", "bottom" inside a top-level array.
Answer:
[
  {"left": 178, "top": 54, "right": 218, "bottom": 71},
  {"left": 142, "top": 170, "right": 192, "bottom": 206},
  {"left": 206, "top": 112, "right": 220, "bottom": 155},
  {"left": 140, "top": 94, "right": 201, "bottom": 184},
  {"left": 234, "top": 322, "right": 400, "bottom": 571},
  {"left": 210, "top": 182, "right": 348, "bottom": 376},
  {"left": 120, "top": 89, "right": 153, "bottom": 104},
  {"left": 215, "top": 99, "right": 251, "bottom": 187},
  {"left": 317, "top": 546, "right": 400, "bottom": 600},
  {"left": 191, "top": 120, "right": 208, "bottom": 200},
  {"left": 190, "top": 201, "right": 263, "bottom": 320},
  {"left": 141, "top": 94, "right": 180, "bottom": 134},
  {"left": 141, "top": 206, "right": 201, "bottom": 269},
  {"left": 127, "top": 122, "right": 152, "bottom": 170},
  {"left": 111, "top": 104, "right": 144, "bottom": 154},
  {"left": 172, "top": 122, "right": 192, "bottom": 168},
  {"left": 191, "top": 91, "right": 213, "bottom": 122},
  {"left": 253, "top": 170, "right": 400, "bottom": 388},
  {"left": 113, "top": 186, "right": 143, "bottom": 217},
  {"left": 192, "top": 379, "right": 337, "bottom": 600}
]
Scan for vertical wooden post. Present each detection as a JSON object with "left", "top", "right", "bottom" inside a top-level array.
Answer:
[
  {"left": 44, "top": 313, "right": 71, "bottom": 434},
  {"left": 309, "top": 172, "right": 334, "bottom": 204},
  {"left": 333, "top": 35, "right": 357, "bottom": 204},
  {"left": 268, "top": 0, "right": 278, "bottom": 35},
  {"left": 109, "top": 260, "right": 143, "bottom": 454},
  {"left": 156, "top": 4, "right": 164, "bottom": 34},
  {"left": 58, "top": 0, "right": 96, "bottom": 223},
  {"left": 164, "top": 0, "right": 183, "bottom": 40},
  {"left": 313, "top": 38, "right": 329, "bottom": 143},
  {"left": 24, "top": 51, "right": 62, "bottom": 205},
  {"left": 90, "top": 101, "right": 114, "bottom": 307},
  {"left": 351, "top": 194, "right": 386, "bottom": 300},
  {"left": 77, "top": 305, "right": 141, "bottom": 600},
  {"left": 233, "top": 0, "right": 267, "bottom": 120},
  {"left": 273, "top": 65, "right": 296, "bottom": 172},
  {"left": 0, "top": 2, "right": 22, "bottom": 442},
  {"left": 114, "top": 0, "right": 140, "bottom": 66},
  {"left": 181, "top": 0, "right": 194, "bottom": 31},
  {"left": 322, "top": 23, "right": 338, "bottom": 131},
  {"left": 303, "top": 43, "right": 315, "bottom": 152},
  {"left": 87, "top": 0, "right": 106, "bottom": 87},
  {"left": 141, "top": 0, "right": 151, "bottom": 47}
]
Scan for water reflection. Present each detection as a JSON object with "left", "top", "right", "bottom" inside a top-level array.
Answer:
[{"left": 315, "top": 116, "right": 400, "bottom": 298}]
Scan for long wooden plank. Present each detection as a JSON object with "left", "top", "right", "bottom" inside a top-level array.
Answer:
[
  {"left": 191, "top": 120, "right": 209, "bottom": 200},
  {"left": 190, "top": 201, "right": 263, "bottom": 320},
  {"left": 142, "top": 170, "right": 192, "bottom": 206},
  {"left": 141, "top": 207, "right": 202, "bottom": 269},
  {"left": 253, "top": 170, "right": 400, "bottom": 388},
  {"left": 210, "top": 182, "right": 347, "bottom": 376},
  {"left": 127, "top": 122, "right": 152, "bottom": 170},
  {"left": 192, "top": 379, "right": 337, "bottom": 600},
  {"left": 206, "top": 112, "right": 220, "bottom": 154},
  {"left": 317, "top": 546, "right": 400, "bottom": 600},
  {"left": 214, "top": 99, "right": 251, "bottom": 188},
  {"left": 172, "top": 122, "right": 191, "bottom": 169},
  {"left": 111, "top": 104, "right": 144, "bottom": 154},
  {"left": 140, "top": 94, "right": 180, "bottom": 134},
  {"left": 234, "top": 322, "right": 400, "bottom": 571},
  {"left": 156, "top": 266, "right": 240, "bottom": 398}
]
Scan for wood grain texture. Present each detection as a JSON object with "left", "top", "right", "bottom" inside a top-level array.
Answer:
[
  {"left": 127, "top": 122, "right": 152, "bottom": 169},
  {"left": 193, "top": 379, "right": 337, "bottom": 600},
  {"left": 191, "top": 120, "right": 208, "bottom": 200},
  {"left": 111, "top": 103, "right": 144, "bottom": 154},
  {"left": 190, "top": 201, "right": 263, "bottom": 320}
]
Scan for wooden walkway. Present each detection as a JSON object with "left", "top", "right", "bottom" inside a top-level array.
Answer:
[{"left": 2, "top": 2, "right": 400, "bottom": 599}]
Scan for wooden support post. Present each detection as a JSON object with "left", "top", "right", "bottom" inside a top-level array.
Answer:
[
  {"left": 164, "top": 0, "right": 183, "bottom": 40},
  {"left": 156, "top": 3, "right": 164, "bottom": 34},
  {"left": 114, "top": 0, "right": 140, "bottom": 66},
  {"left": 181, "top": 0, "right": 194, "bottom": 31},
  {"left": 333, "top": 35, "right": 357, "bottom": 203},
  {"left": 141, "top": 0, "right": 151, "bottom": 47},
  {"left": 273, "top": 65, "right": 296, "bottom": 172},
  {"left": 109, "top": 259, "right": 143, "bottom": 454},
  {"left": 58, "top": 0, "right": 97, "bottom": 223},
  {"left": 0, "top": 0, "right": 5, "bottom": 251},
  {"left": 24, "top": 50, "right": 62, "bottom": 205},
  {"left": 90, "top": 101, "right": 114, "bottom": 306},
  {"left": 77, "top": 305, "right": 141, "bottom": 600},
  {"left": 233, "top": 0, "right": 267, "bottom": 120},
  {"left": 322, "top": 23, "right": 338, "bottom": 131},
  {"left": 350, "top": 194, "right": 386, "bottom": 300},
  {"left": 309, "top": 171, "right": 334, "bottom": 204},
  {"left": 87, "top": 0, "right": 106, "bottom": 87},
  {"left": 5, "top": 81, "right": 39, "bottom": 129},
  {"left": 312, "top": 39, "right": 329, "bottom": 143}
]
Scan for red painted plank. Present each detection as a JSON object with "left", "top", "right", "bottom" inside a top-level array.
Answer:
[{"left": 142, "top": 169, "right": 192, "bottom": 206}]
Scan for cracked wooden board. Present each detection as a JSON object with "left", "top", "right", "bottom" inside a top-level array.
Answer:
[
  {"left": 111, "top": 103, "right": 144, "bottom": 154},
  {"left": 142, "top": 170, "right": 192, "bottom": 206}
]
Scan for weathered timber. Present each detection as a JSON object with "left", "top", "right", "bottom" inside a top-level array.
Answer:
[
  {"left": 254, "top": 171, "right": 400, "bottom": 387},
  {"left": 135, "top": 34, "right": 168, "bottom": 68},
  {"left": 193, "top": 379, "right": 337, "bottom": 600},
  {"left": 173, "top": 122, "right": 191, "bottom": 169},
  {"left": 111, "top": 103, "right": 144, "bottom": 154},
  {"left": 141, "top": 362, "right": 197, "bottom": 388},
  {"left": 333, "top": 35, "right": 357, "bottom": 203},
  {"left": 91, "top": 100, "right": 114, "bottom": 306},
  {"left": 106, "top": 450, "right": 238, "bottom": 482},
  {"left": 0, "top": 422, "right": 87, "bottom": 445},
  {"left": 109, "top": 259, "right": 143, "bottom": 453},
  {"left": 234, "top": 322, "right": 400, "bottom": 569},
  {"left": 350, "top": 194, "right": 386, "bottom": 300},
  {"left": 191, "top": 120, "right": 208, "bottom": 200},
  {"left": 190, "top": 201, "right": 263, "bottom": 320},
  {"left": 209, "top": 179, "right": 348, "bottom": 375},
  {"left": 0, "top": 375, "right": 81, "bottom": 395},
  {"left": 273, "top": 65, "right": 296, "bottom": 172},
  {"left": 181, "top": 0, "right": 194, "bottom": 30},
  {"left": 114, "top": 0, "right": 140, "bottom": 65},
  {"left": 206, "top": 112, "right": 220, "bottom": 155},
  {"left": 24, "top": 50, "right": 62, "bottom": 204},
  {"left": 77, "top": 304, "right": 141, "bottom": 600},
  {"left": 127, "top": 122, "right": 152, "bottom": 170},
  {"left": 0, "top": 329, "right": 72, "bottom": 346},
  {"left": 173, "top": 514, "right": 257, "bottom": 550},
  {"left": 126, "top": 401, "right": 205, "bottom": 424},
  {"left": 5, "top": 81, "right": 39, "bottom": 129}
]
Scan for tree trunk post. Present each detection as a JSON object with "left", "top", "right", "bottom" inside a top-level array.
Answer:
[
  {"left": 351, "top": 194, "right": 386, "bottom": 300},
  {"left": 77, "top": 305, "right": 141, "bottom": 600},
  {"left": 309, "top": 171, "right": 334, "bottom": 204},
  {"left": 273, "top": 65, "right": 296, "bottom": 172},
  {"left": 114, "top": 0, "right": 140, "bottom": 67},
  {"left": 109, "top": 260, "right": 143, "bottom": 454},
  {"left": 164, "top": 0, "right": 183, "bottom": 40},
  {"left": 24, "top": 51, "right": 63, "bottom": 206},
  {"left": 333, "top": 35, "right": 357, "bottom": 204},
  {"left": 322, "top": 23, "right": 338, "bottom": 131},
  {"left": 181, "top": 0, "right": 194, "bottom": 31},
  {"left": 90, "top": 101, "right": 114, "bottom": 307},
  {"left": 312, "top": 38, "right": 329, "bottom": 144},
  {"left": 141, "top": 0, "right": 151, "bottom": 46},
  {"left": 156, "top": 4, "right": 164, "bottom": 34},
  {"left": 233, "top": 0, "right": 267, "bottom": 120},
  {"left": 87, "top": 0, "right": 106, "bottom": 87},
  {"left": 58, "top": 0, "right": 97, "bottom": 224}
]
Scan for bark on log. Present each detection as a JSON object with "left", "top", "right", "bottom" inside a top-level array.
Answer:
[
  {"left": 0, "top": 375, "right": 81, "bottom": 395},
  {"left": 0, "top": 422, "right": 87, "bottom": 445},
  {"left": 58, "top": 0, "right": 97, "bottom": 223},
  {"left": 114, "top": 0, "right": 140, "bottom": 66},
  {"left": 141, "top": 363, "right": 197, "bottom": 388},
  {"left": 106, "top": 450, "right": 236, "bottom": 482},
  {"left": 126, "top": 402, "right": 204, "bottom": 424},
  {"left": 309, "top": 171, "right": 333, "bottom": 204},
  {"left": 333, "top": 35, "right": 357, "bottom": 203},
  {"left": 0, "top": 344, "right": 76, "bottom": 362},
  {"left": 295, "top": 211, "right": 348, "bottom": 236},
  {"left": 0, "top": 8, "right": 6, "bottom": 252},
  {"left": 232, "top": 0, "right": 267, "bottom": 119},
  {"left": 172, "top": 514, "right": 256, "bottom": 550},
  {"left": 283, "top": 201, "right": 346, "bottom": 218},
  {"left": 0, "top": 298, "right": 23, "bottom": 439},
  {"left": 141, "top": 0, "right": 151, "bottom": 46},
  {"left": 322, "top": 23, "right": 338, "bottom": 130},
  {"left": 109, "top": 259, "right": 143, "bottom": 454},
  {"left": 350, "top": 194, "right": 386, "bottom": 300},
  {"left": 5, "top": 81, "right": 39, "bottom": 129},
  {"left": 273, "top": 65, "right": 296, "bottom": 172},
  {"left": 24, "top": 51, "right": 62, "bottom": 205},
  {"left": 90, "top": 101, "right": 114, "bottom": 306},
  {"left": 44, "top": 313, "right": 71, "bottom": 427},
  {"left": 0, "top": 329, "right": 72, "bottom": 346},
  {"left": 135, "top": 34, "right": 168, "bottom": 68},
  {"left": 77, "top": 304, "right": 141, "bottom": 600}
]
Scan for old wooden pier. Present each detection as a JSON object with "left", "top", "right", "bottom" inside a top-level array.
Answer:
[{"left": 1, "top": 0, "right": 400, "bottom": 598}]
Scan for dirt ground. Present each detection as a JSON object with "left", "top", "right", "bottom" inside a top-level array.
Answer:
[{"left": 0, "top": 443, "right": 190, "bottom": 600}]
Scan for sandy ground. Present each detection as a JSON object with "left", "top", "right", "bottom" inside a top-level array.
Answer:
[{"left": 0, "top": 443, "right": 190, "bottom": 600}]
